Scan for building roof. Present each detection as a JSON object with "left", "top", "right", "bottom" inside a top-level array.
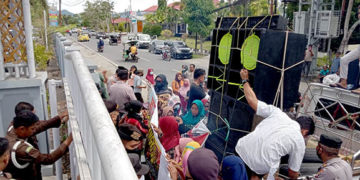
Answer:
[
  {"left": 143, "top": 5, "right": 158, "bottom": 12},
  {"left": 112, "top": 18, "right": 130, "bottom": 23},
  {"left": 143, "top": 0, "right": 220, "bottom": 12}
]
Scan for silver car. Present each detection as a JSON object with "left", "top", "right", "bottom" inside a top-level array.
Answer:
[{"left": 148, "top": 40, "right": 165, "bottom": 54}]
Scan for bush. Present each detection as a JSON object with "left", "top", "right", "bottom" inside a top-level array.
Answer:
[
  {"left": 143, "top": 23, "right": 162, "bottom": 36},
  {"left": 34, "top": 43, "right": 53, "bottom": 70},
  {"left": 126, "top": 23, "right": 130, "bottom": 32},
  {"left": 118, "top": 22, "right": 125, "bottom": 32},
  {"left": 161, "top": 29, "right": 173, "bottom": 39}
]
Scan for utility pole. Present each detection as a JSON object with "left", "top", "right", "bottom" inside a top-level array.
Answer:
[{"left": 59, "top": 0, "right": 62, "bottom": 26}]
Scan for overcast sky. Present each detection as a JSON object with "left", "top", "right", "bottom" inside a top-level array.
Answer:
[{"left": 48, "top": 0, "right": 182, "bottom": 14}]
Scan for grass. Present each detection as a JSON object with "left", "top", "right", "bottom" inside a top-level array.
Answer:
[
  {"left": 158, "top": 36, "right": 212, "bottom": 51},
  {"left": 193, "top": 54, "right": 205, "bottom": 59}
]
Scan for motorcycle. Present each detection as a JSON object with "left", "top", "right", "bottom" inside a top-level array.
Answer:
[
  {"left": 122, "top": 41, "right": 139, "bottom": 63},
  {"left": 97, "top": 41, "right": 104, "bottom": 52},
  {"left": 162, "top": 47, "right": 171, "bottom": 61}
]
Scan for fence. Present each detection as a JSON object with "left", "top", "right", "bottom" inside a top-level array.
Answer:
[{"left": 52, "top": 34, "right": 137, "bottom": 180}]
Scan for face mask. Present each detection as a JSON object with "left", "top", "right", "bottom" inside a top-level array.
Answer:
[
  {"left": 316, "top": 148, "right": 322, "bottom": 161},
  {"left": 137, "top": 112, "right": 143, "bottom": 116},
  {"left": 150, "top": 72, "right": 154, "bottom": 75}
]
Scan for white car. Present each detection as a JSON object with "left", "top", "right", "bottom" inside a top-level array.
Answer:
[{"left": 135, "top": 34, "right": 151, "bottom": 49}]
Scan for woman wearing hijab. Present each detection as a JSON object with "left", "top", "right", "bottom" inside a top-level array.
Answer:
[
  {"left": 162, "top": 106, "right": 175, "bottom": 117},
  {"left": 168, "top": 88, "right": 182, "bottom": 117},
  {"left": 179, "top": 79, "right": 190, "bottom": 113},
  {"left": 155, "top": 74, "right": 172, "bottom": 117},
  {"left": 146, "top": 68, "right": 155, "bottom": 85},
  {"left": 187, "top": 148, "right": 219, "bottom": 180},
  {"left": 178, "top": 100, "right": 206, "bottom": 134},
  {"left": 152, "top": 116, "right": 181, "bottom": 161},
  {"left": 128, "top": 65, "right": 137, "bottom": 89},
  {"left": 201, "top": 99, "right": 210, "bottom": 117},
  {"left": 172, "top": 73, "right": 184, "bottom": 96},
  {"left": 221, "top": 156, "right": 248, "bottom": 180}
]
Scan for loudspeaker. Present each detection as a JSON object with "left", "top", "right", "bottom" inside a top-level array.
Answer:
[
  {"left": 208, "top": 28, "right": 307, "bottom": 109},
  {"left": 205, "top": 90, "right": 254, "bottom": 163},
  {"left": 215, "top": 15, "right": 288, "bottom": 30}
]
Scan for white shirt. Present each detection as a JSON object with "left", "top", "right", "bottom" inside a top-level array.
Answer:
[{"left": 235, "top": 101, "right": 305, "bottom": 177}]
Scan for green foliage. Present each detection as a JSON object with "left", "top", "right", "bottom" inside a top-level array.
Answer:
[
  {"left": 143, "top": 23, "right": 162, "bottom": 36},
  {"left": 183, "top": 0, "right": 215, "bottom": 38},
  {"left": 126, "top": 23, "right": 130, "bottom": 32},
  {"left": 249, "top": 0, "right": 269, "bottom": 16},
  {"left": 33, "top": 43, "right": 53, "bottom": 70},
  {"left": 161, "top": 30, "right": 173, "bottom": 39},
  {"left": 158, "top": 0, "right": 167, "bottom": 11},
  {"left": 82, "top": 0, "right": 114, "bottom": 29},
  {"left": 118, "top": 22, "right": 125, "bottom": 32}
]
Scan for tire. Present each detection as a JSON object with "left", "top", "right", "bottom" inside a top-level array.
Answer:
[{"left": 148, "top": 48, "right": 151, "bottom": 53}]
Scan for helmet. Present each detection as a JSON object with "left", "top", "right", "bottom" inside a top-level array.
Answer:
[{"left": 99, "top": 37, "right": 103, "bottom": 40}]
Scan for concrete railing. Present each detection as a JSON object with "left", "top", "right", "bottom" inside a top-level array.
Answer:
[{"left": 52, "top": 35, "right": 138, "bottom": 180}]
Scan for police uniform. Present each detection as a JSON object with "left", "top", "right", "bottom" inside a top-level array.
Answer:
[
  {"left": 5, "top": 116, "right": 68, "bottom": 180},
  {"left": 313, "top": 134, "right": 352, "bottom": 180}
]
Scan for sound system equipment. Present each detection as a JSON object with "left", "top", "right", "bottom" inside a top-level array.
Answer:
[
  {"left": 215, "top": 15, "right": 288, "bottom": 30},
  {"left": 347, "top": 59, "right": 359, "bottom": 86},
  {"left": 205, "top": 90, "right": 254, "bottom": 163},
  {"left": 205, "top": 24, "right": 307, "bottom": 163}
]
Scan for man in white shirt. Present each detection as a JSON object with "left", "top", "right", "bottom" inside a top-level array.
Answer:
[{"left": 236, "top": 69, "right": 315, "bottom": 180}]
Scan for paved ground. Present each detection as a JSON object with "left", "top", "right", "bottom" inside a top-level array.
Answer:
[{"left": 68, "top": 35, "right": 210, "bottom": 82}]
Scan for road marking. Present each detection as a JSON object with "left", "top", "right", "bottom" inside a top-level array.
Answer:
[{"left": 137, "top": 56, "right": 150, "bottom": 62}]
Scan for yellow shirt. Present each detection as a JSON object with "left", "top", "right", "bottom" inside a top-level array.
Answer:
[{"left": 130, "top": 46, "right": 137, "bottom": 54}]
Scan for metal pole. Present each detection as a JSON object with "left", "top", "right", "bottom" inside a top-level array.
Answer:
[
  {"left": 22, "top": 0, "right": 36, "bottom": 78},
  {"left": 307, "top": 0, "right": 314, "bottom": 46},
  {"left": 0, "top": 32, "right": 4, "bottom": 80},
  {"left": 297, "top": 0, "right": 303, "bottom": 33},
  {"left": 48, "top": 79, "right": 63, "bottom": 180},
  {"left": 44, "top": 10, "right": 48, "bottom": 51}
]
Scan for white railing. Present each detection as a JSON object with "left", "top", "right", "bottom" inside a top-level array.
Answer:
[{"left": 52, "top": 35, "right": 138, "bottom": 180}]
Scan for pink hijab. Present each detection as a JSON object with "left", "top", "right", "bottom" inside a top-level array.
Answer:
[
  {"left": 179, "top": 138, "right": 193, "bottom": 153},
  {"left": 182, "top": 151, "right": 192, "bottom": 177},
  {"left": 179, "top": 79, "right": 190, "bottom": 98}
]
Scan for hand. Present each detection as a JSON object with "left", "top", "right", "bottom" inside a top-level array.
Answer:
[
  {"left": 240, "top": 69, "right": 249, "bottom": 80},
  {"left": 275, "top": 177, "right": 284, "bottom": 180},
  {"left": 64, "top": 133, "right": 73, "bottom": 146},
  {"left": 59, "top": 110, "right": 69, "bottom": 123},
  {"left": 151, "top": 123, "right": 162, "bottom": 135},
  {"left": 175, "top": 117, "right": 183, "bottom": 124},
  {"left": 102, "top": 70, "right": 107, "bottom": 76},
  {"left": 167, "top": 164, "right": 178, "bottom": 180}
]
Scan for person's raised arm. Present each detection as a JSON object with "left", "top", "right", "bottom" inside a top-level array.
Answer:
[{"left": 240, "top": 69, "right": 258, "bottom": 112}]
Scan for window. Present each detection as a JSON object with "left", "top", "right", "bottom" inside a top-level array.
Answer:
[{"left": 315, "top": 98, "right": 360, "bottom": 130}]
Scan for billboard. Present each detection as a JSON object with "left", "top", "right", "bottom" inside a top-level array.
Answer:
[{"left": 49, "top": 6, "right": 58, "bottom": 26}]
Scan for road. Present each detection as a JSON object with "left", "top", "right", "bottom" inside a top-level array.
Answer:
[{"left": 69, "top": 35, "right": 210, "bottom": 82}]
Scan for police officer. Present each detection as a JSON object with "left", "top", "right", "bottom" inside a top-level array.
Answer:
[
  {"left": 313, "top": 134, "right": 352, "bottom": 180},
  {"left": 5, "top": 110, "right": 73, "bottom": 180}
]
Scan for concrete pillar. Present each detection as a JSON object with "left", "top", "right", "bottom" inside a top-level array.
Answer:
[{"left": 0, "top": 32, "right": 4, "bottom": 80}]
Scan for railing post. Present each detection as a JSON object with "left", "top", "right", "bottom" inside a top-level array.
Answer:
[
  {"left": 48, "top": 79, "right": 63, "bottom": 180},
  {"left": 0, "top": 32, "right": 4, "bottom": 80},
  {"left": 22, "top": 0, "right": 36, "bottom": 78}
]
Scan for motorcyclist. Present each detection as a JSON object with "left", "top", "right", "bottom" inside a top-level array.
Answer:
[
  {"left": 128, "top": 43, "right": 137, "bottom": 57},
  {"left": 98, "top": 37, "right": 104, "bottom": 49}
]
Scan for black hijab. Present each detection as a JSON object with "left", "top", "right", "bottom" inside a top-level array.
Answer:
[
  {"left": 124, "top": 100, "right": 143, "bottom": 121},
  {"left": 155, "top": 74, "right": 170, "bottom": 94}
]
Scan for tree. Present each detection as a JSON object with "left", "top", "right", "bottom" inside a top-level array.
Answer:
[
  {"left": 82, "top": 0, "right": 114, "bottom": 30},
  {"left": 161, "top": 30, "right": 173, "bottom": 39},
  {"left": 249, "top": 0, "right": 269, "bottom": 16},
  {"left": 339, "top": 0, "right": 358, "bottom": 53},
  {"left": 183, "top": 0, "right": 215, "bottom": 53}
]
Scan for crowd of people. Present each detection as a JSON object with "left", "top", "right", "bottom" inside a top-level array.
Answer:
[{"left": 0, "top": 60, "right": 354, "bottom": 179}]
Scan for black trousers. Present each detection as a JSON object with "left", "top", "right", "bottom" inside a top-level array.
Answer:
[{"left": 135, "top": 92, "right": 144, "bottom": 103}]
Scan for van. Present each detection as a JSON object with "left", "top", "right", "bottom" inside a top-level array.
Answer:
[{"left": 135, "top": 34, "right": 151, "bottom": 49}]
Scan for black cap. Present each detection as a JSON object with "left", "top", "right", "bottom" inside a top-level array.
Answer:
[
  {"left": 320, "top": 134, "right": 342, "bottom": 149},
  {"left": 118, "top": 124, "right": 142, "bottom": 141},
  {"left": 128, "top": 153, "right": 149, "bottom": 175}
]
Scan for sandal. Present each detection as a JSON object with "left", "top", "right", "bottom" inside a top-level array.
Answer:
[
  {"left": 330, "top": 83, "right": 347, "bottom": 89},
  {"left": 351, "top": 89, "right": 360, "bottom": 94}
]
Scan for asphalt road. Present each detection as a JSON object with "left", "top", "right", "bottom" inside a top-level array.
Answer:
[{"left": 70, "top": 35, "right": 210, "bottom": 81}]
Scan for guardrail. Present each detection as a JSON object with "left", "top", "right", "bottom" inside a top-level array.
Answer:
[{"left": 52, "top": 34, "right": 138, "bottom": 180}]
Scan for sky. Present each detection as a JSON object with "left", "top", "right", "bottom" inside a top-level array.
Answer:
[{"left": 48, "top": 0, "right": 182, "bottom": 14}]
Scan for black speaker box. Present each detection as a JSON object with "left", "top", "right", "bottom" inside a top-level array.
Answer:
[
  {"left": 205, "top": 90, "right": 254, "bottom": 163},
  {"left": 207, "top": 28, "right": 307, "bottom": 109},
  {"left": 215, "top": 15, "right": 288, "bottom": 30}
]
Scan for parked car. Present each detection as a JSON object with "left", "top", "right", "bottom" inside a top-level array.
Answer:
[
  {"left": 135, "top": 34, "right": 151, "bottom": 49},
  {"left": 149, "top": 40, "right": 165, "bottom": 54},
  {"left": 89, "top": 30, "right": 97, "bottom": 36},
  {"left": 78, "top": 34, "right": 89, "bottom": 42},
  {"left": 167, "top": 41, "right": 193, "bottom": 59},
  {"left": 127, "top": 34, "right": 136, "bottom": 41},
  {"left": 71, "top": 28, "right": 78, "bottom": 33},
  {"left": 82, "top": 30, "right": 91, "bottom": 38},
  {"left": 96, "top": 32, "right": 106, "bottom": 39}
]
